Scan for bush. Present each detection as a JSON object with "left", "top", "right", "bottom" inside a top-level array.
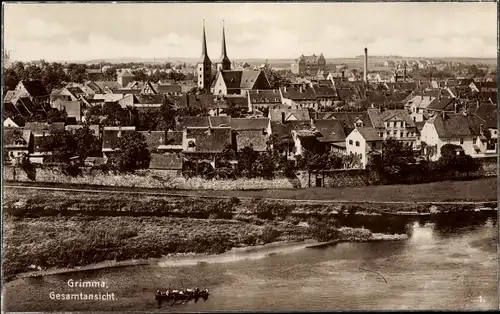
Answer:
[{"left": 260, "top": 226, "right": 282, "bottom": 244}]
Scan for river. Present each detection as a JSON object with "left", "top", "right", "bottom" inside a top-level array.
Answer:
[{"left": 3, "top": 216, "right": 498, "bottom": 311}]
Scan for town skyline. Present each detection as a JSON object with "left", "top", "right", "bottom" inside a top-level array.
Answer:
[{"left": 3, "top": 2, "right": 498, "bottom": 62}]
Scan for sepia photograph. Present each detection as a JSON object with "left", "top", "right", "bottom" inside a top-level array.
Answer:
[{"left": 1, "top": 1, "right": 498, "bottom": 312}]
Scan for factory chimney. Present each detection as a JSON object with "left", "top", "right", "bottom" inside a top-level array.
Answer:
[{"left": 363, "top": 47, "right": 368, "bottom": 83}]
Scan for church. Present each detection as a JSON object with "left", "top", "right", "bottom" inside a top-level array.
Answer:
[{"left": 197, "top": 21, "right": 271, "bottom": 97}]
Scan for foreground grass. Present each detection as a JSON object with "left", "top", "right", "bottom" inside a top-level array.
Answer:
[{"left": 3, "top": 215, "right": 379, "bottom": 281}]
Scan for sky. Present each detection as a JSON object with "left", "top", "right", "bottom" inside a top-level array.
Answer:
[{"left": 3, "top": 2, "right": 498, "bottom": 62}]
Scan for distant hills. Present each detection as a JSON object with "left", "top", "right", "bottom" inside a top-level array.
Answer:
[
  {"left": 82, "top": 56, "right": 497, "bottom": 66},
  {"left": 18, "top": 56, "right": 496, "bottom": 67}
]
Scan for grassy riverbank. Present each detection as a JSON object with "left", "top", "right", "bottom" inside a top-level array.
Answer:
[
  {"left": 3, "top": 181, "right": 495, "bottom": 282},
  {"left": 3, "top": 215, "right": 387, "bottom": 282}
]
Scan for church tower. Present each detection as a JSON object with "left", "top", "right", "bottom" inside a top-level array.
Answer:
[
  {"left": 217, "top": 20, "right": 231, "bottom": 72},
  {"left": 197, "top": 20, "right": 212, "bottom": 91}
]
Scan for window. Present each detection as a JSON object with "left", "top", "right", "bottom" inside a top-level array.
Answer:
[
  {"left": 400, "top": 132, "right": 404, "bottom": 138},
  {"left": 460, "top": 138, "right": 464, "bottom": 144},
  {"left": 349, "top": 140, "right": 353, "bottom": 145},
  {"left": 355, "top": 141, "right": 360, "bottom": 147},
  {"left": 379, "top": 133, "right": 383, "bottom": 137}
]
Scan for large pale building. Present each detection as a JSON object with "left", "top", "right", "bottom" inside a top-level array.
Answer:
[{"left": 291, "top": 54, "right": 327, "bottom": 76}]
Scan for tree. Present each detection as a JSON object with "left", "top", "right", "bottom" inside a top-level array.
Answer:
[
  {"left": 160, "top": 97, "right": 176, "bottom": 130},
  {"left": 132, "top": 69, "right": 147, "bottom": 82},
  {"left": 46, "top": 108, "right": 67, "bottom": 124},
  {"left": 255, "top": 151, "right": 275, "bottom": 178},
  {"left": 4, "top": 68, "right": 19, "bottom": 90},
  {"left": 216, "top": 144, "right": 236, "bottom": 168},
  {"left": 103, "top": 67, "right": 117, "bottom": 81},
  {"left": 102, "top": 102, "right": 129, "bottom": 125},
  {"left": 67, "top": 63, "right": 87, "bottom": 83},
  {"left": 108, "top": 131, "right": 151, "bottom": 173},
  {"left": 238, "top": 146, "right": 259, "bottom": 177},
  {"left": 72, "top": 125, "right": 101, "bottom": 163},
  {"left": 41, "top": 129, "right": 78, "bottom": 163},
  {"left": 224, "top": 102, "right": 246, "bottom": 118},
  {"left": 373, "top": 138, "right": 416, "bottom": 182}
]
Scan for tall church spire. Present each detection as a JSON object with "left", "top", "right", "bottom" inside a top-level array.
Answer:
[
  {"left": 218, "top": 20, "right": 231, "bottom": 71},
  {"left": 200, "top": 19, "right": 210, "bottom": 63},
  {"left": 198, "top": 19, "right": 212, "bottom": 91}
]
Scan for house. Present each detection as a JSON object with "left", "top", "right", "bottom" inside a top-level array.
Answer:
[
  {"left": 13, "top": 80, "right": 49, "bottom": 107},
  {"left": 292, "top": 119, "right": 346, "bottom": 154},
  {"left": 280, "top": 85, "right": 318, "bottom": 110},
  {"left": 155, "top": 84, "right": 182, "bottom": 95},
  {"left": 317, "top": 111, "right": 373, "bottom": 136},
  {"left": 312, "top": 86, "right": 337, "bottom": 109},
  {"left": 92, "top": 93, "right": 124, "bottom": 105},
  {"left": 3, "top": 128, "right": 31, "bottom": 164},
  {"left": 367, "top": 108, "right": 418, "bottom": 148},
  {"left": 65, "top": 124, "right": 100, "bottom": 138},
  {"left": 210, "top": 70, "right": 271, "bottom": 96},
  {"left": 420, "top": 112, "right": 487, "bottom": 161},
  {"left": 270, "top": 120, "right": 310, "bottom": 160},
  {"left": 231, "top": 118, "right": 271, "bottom": 132},
  {"left": 125, "top": 81, "right": 145, "bottom": 91},
  {"left": 268, "top": 108, "right": 310, "bottom": 123},
  {"left": 140, "top": 81, "right": 158, "bottom": 95},
  {"left": 234, "top": 129, "right": 269, "bottom": 153},
  {"left": 86, "top": 69, "right": 105, "bottom": 81},
  {"left": 405, "top": 94, "right": 437, "bottom": 122},
  {"left": 218, "top": 95, "right": 248, "bottom": 116},
  {"left": 133, "top": 94, "right": 164, "bottom": 109},
  {"left": 247, "top": 89, "right": 282, "bottom": 112},
  {"left": 24, "top": 122, "right": 65, "bottom": 164},
  {"left": 175, "top": 116, "right": 232, "bottom": 130},
  {"left": 3, "top": 117, "right": 20, "bottom": 128},
  {"left": 52, "top": 100, "right": 82, "bottom": 121},
  {"left": 117, "top": 70, "right": 135, "bottom": 88},
  {"left": 426, "top": 97, "right": 457, "bottom": 116},
  {"left": 345, "top": 127, "right": 383, "bottom": 169},
  {"left": 465, "top": 100, "right": 498, "bottom": 152},
  {"left": 102, "top": 126, "right": 136, "bottom": 156},
  {"left": 182, "top": 127, "right": 232, "bottom": 168},
  {"left": 231, "top": 118, "right": 272, "bottom": 153},
  {"left": 92, "top": 81, "right": 123, "bottom": 94}
]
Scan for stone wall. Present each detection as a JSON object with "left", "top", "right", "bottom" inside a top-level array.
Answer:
[{"left": 296, "top": 169, "right": 381, "bottom": 188}]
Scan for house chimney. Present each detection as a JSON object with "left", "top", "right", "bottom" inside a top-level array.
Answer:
[
  {"left": 281, "top": 112, "right": 285, "bottom": 124},
  {"left": 364, "top": 48, "right": 368, "bottom": 84},
  {"left": 441, "top": 111, "right": 446, "bottom": 120},
  {"left": 216, "top": 106, "right": 220, "bottom": 116},
  {"left": 454, "top": 102, "right": 458, "bottom": 113}
]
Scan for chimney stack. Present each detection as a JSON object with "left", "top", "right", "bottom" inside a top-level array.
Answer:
[
  {"left": 364, "top": 48, "right": 368, "bottom": 83},
  {"left": 281, "top": 112, "right": 285, "bottom": 124}
]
